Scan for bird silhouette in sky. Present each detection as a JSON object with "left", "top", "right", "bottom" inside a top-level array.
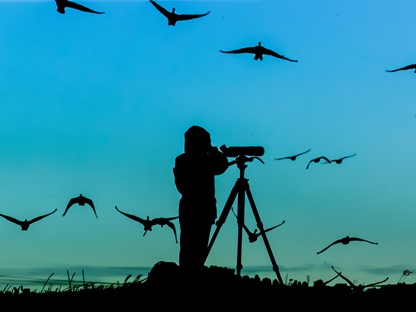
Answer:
[
  {"left": 331, "top": 265, "right": 388, "bottom": 292},
  {"left": 306, "top": 156, "right": 331, "bottom": 169},
  {"left": 317, "top": 235, "right": 378, "bottom": 254},
  {"left": 55, "top": 0, "right": 104, "bottom": 14},
  {"left": 220, "top": 42, "right": 298, "bottom": 62},
  {"left": 0, "top": 209, "right": 57, "bottom": 231},
  {"left": 231, "top": 208, "right": 285, "bottom": 243},
  {"left": 115, "top": 206, "right": 179, "bottom": 243},
  {"left": 274, "top": 148, "right": 311, "bottom": 161},
  {"left": 62, "top": 194, "right": 97, "bottom": 218},
  {"left": 329, "top": 153, "right": 357, "bottom": 164},
  {"left": 386, "top": 64, "right": 416, "bottom": 73},
  {"left": 149, "top": 0, "right": 210, "bottom": 26}
]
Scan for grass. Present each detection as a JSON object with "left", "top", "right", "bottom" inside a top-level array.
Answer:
[{"left": 0, "top": 263, "right": 412, "bottom": 310}]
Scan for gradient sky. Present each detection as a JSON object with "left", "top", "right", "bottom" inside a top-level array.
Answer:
[{"left": 0, "top": 0, "right": 415, "bottom": 289}]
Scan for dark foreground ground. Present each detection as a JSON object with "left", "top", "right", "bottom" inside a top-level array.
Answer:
[{"left": 0, "top": 262, "right": 412, "bottom": 310}]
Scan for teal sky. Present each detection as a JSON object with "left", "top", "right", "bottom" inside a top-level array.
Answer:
[{"left": 0, "top": 0, "right": 415, "bottom": 288}]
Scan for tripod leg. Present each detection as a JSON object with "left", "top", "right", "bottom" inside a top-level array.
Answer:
[
  {"left": 235, "top": 179, "right": 246, "bottom": 277},
  {"left": 244, "top": 182, "right": 284, "bottom": 285},
  {"left": 204, "top": 179, "right": 239, "bottom": 263}
]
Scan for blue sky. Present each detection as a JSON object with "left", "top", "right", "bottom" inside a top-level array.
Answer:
[{"left": 0, "top": 0, "right": 415, "bottom": 289}]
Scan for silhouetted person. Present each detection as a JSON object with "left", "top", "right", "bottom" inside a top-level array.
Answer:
[
  {"left": 220, "top": 42, "right": 298, "bottom": 62},
  {"left": 149, "top": 0, "right": 210, "bottom": 26},
  {"left": 317, "top": 235, "right": 378, "bottom": 254},
  {"left": 330, "top": 153, "right": 357, "bottom": 164},
  {"left": 274, "top": 148, "right": 311, "bottom": 161},
  {"left": 0, "top": 208, "right": 57, "bottom": 231},
  {"left": 115, "top": 206, "right": 179, "bottom": 243},
  {"left": 55, "top": 0, "right": 104, "bottom": 14},
  {"left": 306, "top": 156, "right": 331, "bottom": 169},
  {"left": 63, "top": 194, "right": 97, "bottom": 218},
  {"left": 173, "top": 125, "right": 229, "bottom": 274},
  {"left": 386, "top": 64, "right": 416, "bottom": 73}
]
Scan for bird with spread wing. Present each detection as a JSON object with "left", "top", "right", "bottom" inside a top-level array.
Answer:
[
  {"left": 274, "top": 148, "right": 311, "bottom": 161},
  {"left": 54, "top": 0, "right": 104, "bottom": 14},
  {"left": 329, "top": 153, "right": 357, "bottom": 164},
  {"left": 231, "top": 208, "right": 285, "bottom": 243},
  {"left": 220, "top": 42, "right": 298, "bottom": 62},
  {"left": 62, "top": 194, "right": 97, "bottom": 218},
  {"left": 317, "top": 235, "right": 378, "bottom": 254},
  {"left": 331, "top": 265, "right": 388, "bottom": 292},
  {"left": 149, "top": 0, "right": 210, "bottom": 26},
  {"left": 0, "top": 209, "right": 57, "bottom": 231},
  {"left": 115, "top": 206, "right": 179, "bottom": 243},
  {"left": 306, "top": 156, "right": 331, "bottom": 169},
  {"left": 386, "top": 64, "right": 416, "bottom": 73}
]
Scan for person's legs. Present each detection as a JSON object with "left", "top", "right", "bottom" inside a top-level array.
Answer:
[{"left": 179, "top": 217, "right": 212, "bottom": 272}]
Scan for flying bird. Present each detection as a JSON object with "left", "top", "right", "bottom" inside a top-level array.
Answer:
[
  {"left": 63, "top": 194, "right": 97, "bottom": 218},
  {"left": 55, "top": 0, "right": 104, "bottom": 14},
  {"left": 386, "top": 64, "right": 416, "bottom": 73},
  {"left": 274, "top": 148, "right": 311, "bottom": 161},
  {"left": 149, "top": 0, "right": 210, "bottom": 26},
  {"left": 220, "top": 42, "right": 298, "bottom": 62},
  {"left": 331, "top": 265, "right": 388, "bottom": 292},
  {"left": 0, "top": 209, "right": 57, "bottom": 231},
  {"left": 317, "top": 235, "right": 378, "bottom": 254},
  {"left": 330, "top": 153, "right": 357, "bottom": 164},
  {"left": 115, "top": 206, "right": 179, "bottom": 243},
  {"left": 306, "top": 156, "right": 331, "bottom": 169},
  {"left": 231, "top": 208, "right": 285, "bottom": 243}
]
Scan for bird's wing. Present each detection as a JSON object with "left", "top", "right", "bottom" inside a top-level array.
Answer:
[
  {"left": 85, "top": 198, "right": 98, "bottom": 217},
  {"left": 0, "top": 213, "right": 22, "bottom": 226},
  {"left": 115, "top": 206, "right": 147, "bottom": 225},
  {"left": 274, "top": 156, "right": 290, "bottom": 160},
  {"left": 306, "top": 159, "right": 313, "bottom": 169},
  {"left": 165, "top": 216, "right": 179, "bottom": 222},
  {"left": 386, "top": 64, "right": 416, "bottom": 72},
  {"left": 331, "top": 266, "right": 355, "bottom": 287},
  {"left": 320, "top": 156, "right": 331, "bottom": 163},
  {"left": 29, "top": 209, "right": 57, "bottom": 223},
  {"left": 333, "top": 154, "right": 356, "bottom": 162},
  {"left": 176, "top": 11, "right": 210, "bottom": 21},
  {"left": 297, "top": 148, "right": 312, "bottom": 157},
  {"left": 263, "top": 220, "right": 285, "bottom": 233},
  {"left": 231, "top": 208, "right": 254, "bottom": 238},
  {"left": 165, "top": 222, "right": 178, "bottom": 243},
  {"left": 344, "top": 153, "right": 357, "bottom": 159},
  {"left": 149, "top": 0, "right": 170, "bottom": 18},
  {"left": 365, "top": 277, "right": 389, "bottom": 288},
  {"left": 62, "top": 198, "right": 77, "bottom": 216},
  {"left": 152, "top": 216, "right": 179, "bottom": 226},
  {"left": 55, "top": 0, "right": 65, "bottom": 12},
  {"left": 262, "top": 47, "right": 298, "bottom": 62},
  {"left": 65, "top": 1, "right": 103, "bottom": 13},
  {"left": 350, "top": 237, "right": 378, "bottom": 245},
  {"left": 243, "top": 224, "right": 255, "bottom": 240},
  {"left": 316, "top": 239, "right": 342, "bottom": 254},
  {"left": 220, "top": 46, "right": 257, "bottom": 54},
  {"left": 324, "top": 274, "right": 341, "bottom": 285}
]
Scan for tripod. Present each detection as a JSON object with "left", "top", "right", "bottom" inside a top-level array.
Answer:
[{"left": 205, "top": 154, "right": 284, "bottom": 285}]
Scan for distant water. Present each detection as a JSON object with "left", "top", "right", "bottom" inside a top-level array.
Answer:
[
  {"left": 0, "top": 263, "right": 403, "bottom": 291},
  {"left": 0, "top": 266, "right": 153, "bottom": 292},
  {"left": 0, "top": 265, "right": 282, "bottom": 292}
]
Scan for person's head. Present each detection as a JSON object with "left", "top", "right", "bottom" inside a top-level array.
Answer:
[{"left": 184, "top": 125, "right": 211, "bottom": 154}]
